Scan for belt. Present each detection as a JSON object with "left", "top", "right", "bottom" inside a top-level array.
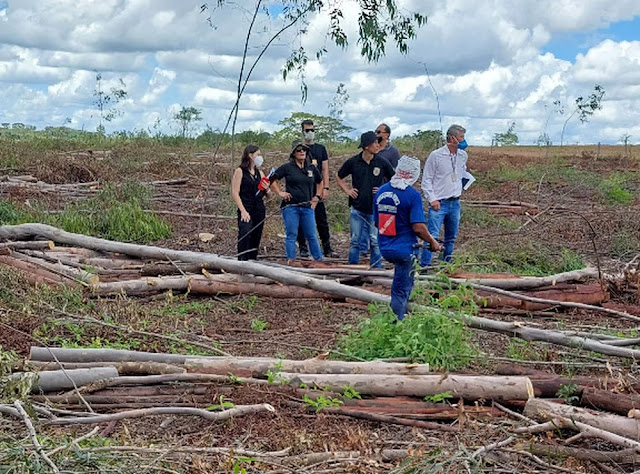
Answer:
[{"left": 441, "top": 196, "right": 460, "bottom": 201}]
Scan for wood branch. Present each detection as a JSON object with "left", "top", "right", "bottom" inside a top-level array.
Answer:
[
  {"left": 10, "top": 250, "right": 98, "bottom": 284},
  {"left": 280, "top": 373, "right": 534, "bottom": 401},
  {"left": 581, "top": 387, "right": 640, "bottom": 416},
  {"left": 462, "top": 199, "right": 539, "bottom": 209},
  {"left": 185, "top": 357, "right": 431, "bottom": 377},
  {"left": 26, "top": 361, "right": 186, "bottom": 375},
  {"left": 145, "top": 210, "right": 235, "bottom": 219},
  {"left": 29, "top": 347, "right": 225, "bottom": 365},
  {"left": 475, "top": 283, "right": 608, "bottom": 310},
  {"left": 448, "top": 267, "right": 599, "bottom": 290},
  {"left": 46, "top": 403, "right": 275, "bottom": 426},
  {"left": 14, "top": 401, "right": 60, "bottom": 473},
  {"left": 523, "top": 398, "right": 640, "bottom": 440},
  {"left": 0, "top": 240, "right": 54, "bottom": 251},
  {"left": 0, "top": 254, "right": 71, "bottom": 286},
  {"left": 283, "top": 449, "right": 408, "bottom": 466},
  {"left": 527, "top": 443, "right": 640, "bottom": 464}
]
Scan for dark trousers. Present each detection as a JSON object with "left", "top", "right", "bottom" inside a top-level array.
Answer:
[
  {"left": 237, "top": 206, "right": 265, "bottom": 261},
  {"left": 297, "top": 201, "right": 331, "bottom": 252}
]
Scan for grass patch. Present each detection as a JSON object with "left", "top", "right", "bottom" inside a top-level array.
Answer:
[
  {"left": 456, "top": 241, "right": 586, "bottom": 276},
  {"left": 462, "top": 207, "right": 519, "bottom": 230},
  {"left": 599, "top": 172, "right": 635, "bottom": 205},
  {"left": 338, "top": 303, "right": 473, "bottom": 370}
]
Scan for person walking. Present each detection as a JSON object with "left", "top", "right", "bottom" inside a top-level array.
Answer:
[
  {"left": 375, "top": 123, "right": 401, "bottom": 169},
  {"left": 375, "top": 156, "right": 441, "bottom": 320},
  {"left": 337, "top": 131, "right": 395, "bottom": 268},
  {"left": 230, "top": 145, "right": 268, "bottom": 261},
  {"left": 270, "top": 143, "right": 324, "bottom": 262},
  {"left": 420, "top": 124, "right": 469, "bottom": 267},
  {"left": 297, "top": 119, "right": 336, "bottom": 257}
]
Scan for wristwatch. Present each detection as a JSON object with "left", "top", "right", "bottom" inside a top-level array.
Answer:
[
  {"left": 323, "top": 186, "right": 330, "bottom": 190},
  {"left": 314, "top": 194, "right": 322, "bottom": 201}
]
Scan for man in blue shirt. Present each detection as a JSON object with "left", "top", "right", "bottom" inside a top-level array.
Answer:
[{"left": 375, "top": 156, "right": 441, "bottom": 320}]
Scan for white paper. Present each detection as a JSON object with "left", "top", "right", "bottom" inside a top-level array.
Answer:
[{"left": 462, "top": 171, "right": 476, "bottom": 190}]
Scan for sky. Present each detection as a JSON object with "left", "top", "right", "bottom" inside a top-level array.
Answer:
[{"left": 1, "top": 0, "right": 640, "bottom": 146}]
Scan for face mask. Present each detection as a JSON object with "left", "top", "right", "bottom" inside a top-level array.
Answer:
[
  {"left": 304, "top": 131, "right": 315, "bottom": 141},
  {"left": 253, "top": 154, "right": 264, "bottom": 168},
  {"left": 457, "top": 139, "right": 468, "bottom": 151}
]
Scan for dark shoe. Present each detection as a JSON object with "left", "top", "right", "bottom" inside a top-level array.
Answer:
[
  {"left": 324, "top": 249, "right": 339, "bottom": 258},
  {"left": 299, "top": 248, "right": 310, "bottom": 258}
]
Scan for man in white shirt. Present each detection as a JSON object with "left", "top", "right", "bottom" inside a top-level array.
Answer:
[{"left": 420, "top": 124, "right": 468, "bottom": 266}]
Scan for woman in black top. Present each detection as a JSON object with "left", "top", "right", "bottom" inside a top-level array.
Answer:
[
  {"left": 231, "top": 145, "right": 268, "bottom": 260},
  {"left": 270, "top": 143, "right": 324, "bottom": 261}
]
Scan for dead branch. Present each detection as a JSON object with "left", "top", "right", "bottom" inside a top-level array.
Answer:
[{"left": 14, "top": 400, "right": 60, "bottom": 473}]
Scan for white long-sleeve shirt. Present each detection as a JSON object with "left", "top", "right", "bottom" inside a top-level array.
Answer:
[{"left": 421, "top": 144, "right": 468, "bottom": 203}]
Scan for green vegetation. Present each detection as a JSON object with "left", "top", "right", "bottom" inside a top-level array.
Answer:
[
  {"left": 338, "top": 303, "right": 473, "bottom": 370},
  {"left": 461, "top": 207, "right": 519, "bottom": 230},
  {"left": 507, "top": 339, "right": 549, "bottom": 361},
  {"left": 342, "top": 385, "right": 362, "bottom": 400},
  {"left": 250, "top": 318, "right": 269, "bottom": 332},
  {"left": 302, "top": 393, "right": 344, "bottom": 412},
  {"left": 599, "top": 172, "right": 635, "bottom": 204},
  {"left": 456, "top": 241, "right": 586, "bottom": 276},
  {"left": 556, "top": 383, "right": 580, "bottom": 406},
  {"left": 424, "top": 391, "right": 453, "bottom": 403}
]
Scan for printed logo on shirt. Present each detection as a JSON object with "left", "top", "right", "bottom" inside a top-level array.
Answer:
[
  {"left": 311, "top": 159, "right": 317, "bottom": 166},
  {"left": 307, "top": 170, "right": 313, "bottom": 178},
  {"left": 379, "top": 213, "right": 396, "bottom": 236},
  {"left": 373, "top": 167, "right": 380, "bottom": 176}
]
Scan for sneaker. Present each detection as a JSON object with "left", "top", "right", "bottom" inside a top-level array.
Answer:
[
  {"left": 324, "top": 249, "right": 339, "bottom": 258},
  {"left": 299, "top": 248, "right": 310, "bottom": 258}
]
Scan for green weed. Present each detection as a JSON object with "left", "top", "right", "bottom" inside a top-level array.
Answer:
[
  {"left": 250, "top": 318, "right": 269, "bottom": 332},
  {"left": 303, "top": 393, "right": 344, "bottom": 412},
  {"left": 556, "top": 383, "right": 580, "bottom": 405},
  {"left": 424, "top": 391, "right": 453, "bottom": 403},
  {"left": 342, "top": 385, "right": 362, "bottom": 399},
  {"left": 462, "top": 207, "right": 519, "bottom": 230},
  {"left": 599, "top": 173, "right": 634, "bottom": 205}
]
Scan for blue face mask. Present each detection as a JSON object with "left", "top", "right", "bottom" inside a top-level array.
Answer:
[{"left": 457, "top": 139, "right": 468, "bottom": 150}]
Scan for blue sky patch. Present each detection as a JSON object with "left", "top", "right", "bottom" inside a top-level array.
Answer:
[{"left": 543, "top": 16, "right": 640, "bottom": 61}]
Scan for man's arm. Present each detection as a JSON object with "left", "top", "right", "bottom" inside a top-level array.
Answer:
[
  {"left": 321, "top": 159, "right": 330, "bottom": 200},
  {"left": 421, "top": 154, "right": 439, "bottom": 210},
  {"left": 412, "top": 223, "right": 441, "bottom": 251}
]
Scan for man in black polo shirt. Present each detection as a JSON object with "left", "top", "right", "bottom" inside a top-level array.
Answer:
[
  {"left": 297, "top": 119, "right": 336, "bottom": 258},
  {"left": 337, "top": 131, "right": 395, "bottom": 268}
]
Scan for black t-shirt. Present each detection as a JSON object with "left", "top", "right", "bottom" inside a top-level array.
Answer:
[
  {"left": 271, "top": 161, "right": 322, "bottom": 208},
  {"left": 238, "top": 167, "right": 265, "bottom": 212},
  {"left": 306, "top": 143, "right": 329, "bottom": 169},
  {"left": 338, "top": 153, "right": 395, "bottom": 214}
]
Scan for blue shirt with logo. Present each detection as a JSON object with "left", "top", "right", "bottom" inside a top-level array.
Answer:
[{"left": 374, "top": 183, "right": 426, "bottom": 258}]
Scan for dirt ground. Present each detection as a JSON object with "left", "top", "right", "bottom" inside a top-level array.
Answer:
[{"left": 1, "top": 144, "right": 640, "bottom": 473}]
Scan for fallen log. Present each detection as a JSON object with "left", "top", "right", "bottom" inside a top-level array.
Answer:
[
  {"left": 11, "top": 367, "right": 119, "bottom": 393},
  {"left": 581, "top": 387, "right": 640, "bottom": 416},
  {"left": 523, "top": 398, "right": 640, "bottom": 440},
  {"left": 185, "top": 357, "right": 430, "bottom": 377},
  {"left": 0, "top": 241, "right": 54, "bottom": 251},
  {"left": 26, "top": 361, "right": 186, "bottom": 375},
  {"left": 280, "top": 373, "right": 534, "bottom": 401},
  {"left": 476, "top": 283, "right": 608, "bottom": 310},
  {"left": 29, "top": 347, "right": 218, "bottom": 365},
  {"left": 0, "top": 254, "right": 71, "bottom": 286},
  {"left": 527, "top": 443, "right": 640, "bottom": 465},
  {"left": 7, "top": 224, "right": 639, "bottom": 360}
]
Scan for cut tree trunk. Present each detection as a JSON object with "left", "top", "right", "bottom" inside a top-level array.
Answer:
[
  {"left": 475, "top": 283, "right": 608, "bottom": 310},
  {"left": 29, "top": 347, "right": 220, "bottom": 365},
  {"left": 11, "top": 367, "right": 119, "bottom": 393},
  {"left": 185, "top": 357, "right": 430, "bottom": 377},
  {"left": 26, "top": 361, "right": 186, "bottom": 375},
  {"left": 581, "top": 387, "right": 640, "bottom": 416},
  {"left": 280, "top": 373, "right": 534, "bottom": 401},
  {"left": 523, "top": 398, "right": 640, "bottom": 440}
]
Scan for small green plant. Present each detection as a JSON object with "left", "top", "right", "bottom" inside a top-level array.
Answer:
[
  {"left": 266, "top": 359, "right": 284, "bottom": 384},
  {"left": 250, "top": 318, "right": 269, "bottom": 332},
  {"left": 507, "top": 339, "right": 543, "bottom": 361},
  {"left": 342, "top": 385, "right": 361, "bottom": 399},
  {"left": 227, "top": 373, "right": 243, "bottom": 385},
  {"left": 303, "top": 393, "right": 344, "bottom": 412},
  {"left": 424, "top": 391, "right": 453, "bottom": 403},
  {"left": 556, "top": 383, "right": 580, "bottom": 406},
  {"left": 206, "top": 394, "right": 235, "bottom": 411},
  {"left": 232, "top": 456, "right": 257, "bottom": 474},
  {"left": 599, "top": 173, "right": 634, "bottom": 204}
]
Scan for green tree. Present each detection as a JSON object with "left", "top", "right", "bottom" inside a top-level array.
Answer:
[
  {"left": 560, "top": 84, "right": 605, "bottom": 146},
  {"left": 173, "top": 106, "right": 203, "bottom": 138},
  {"left": 93, "top": 72, "right": 127, "bottom": 134},
  {"left": 493, "top": 122, "right": 519, "bottom": 146},
  {"left": 328, "top": 82, "right": 349, "bottom": 119},
  {"left": 276, "top": 112, "right": 354, "bottom": 144}
]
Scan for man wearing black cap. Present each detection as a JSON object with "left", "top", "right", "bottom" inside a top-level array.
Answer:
[{"left": 336, "top": 131, "right": 395, "bottom": 268}]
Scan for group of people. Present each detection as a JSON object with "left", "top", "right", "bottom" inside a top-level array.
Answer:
[{"left": 230, "top": 120, "right": 470, "bottom": 320}]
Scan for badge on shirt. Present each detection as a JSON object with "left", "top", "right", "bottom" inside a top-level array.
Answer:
[
  {"left": 379, "top": 213, "right": 396, "bottom": 236},
  {"left": 450, "top": 172, "right": 458, "bottom": 182},
  {"left": 373, "top": 167, "right": 380, "bottom": 176},
  {"left": 307, "top": 170, "right": 313, "bottom": 178},
  {"left": 311, "top": 159, "right": 318, "bottom": 166}
]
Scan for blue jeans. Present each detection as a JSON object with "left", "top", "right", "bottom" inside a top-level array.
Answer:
[
  {"left": 421, "top": 199, "right": 461, "bottom": 266},
  {"left": 383, "top": 251, "right": 417, "bottom": 320},
  {"left": 349, "top": 208, "right": 382, "bottom": 268},
  {"left": 282, "top": 206, "right": 323, "bottom": 261}
]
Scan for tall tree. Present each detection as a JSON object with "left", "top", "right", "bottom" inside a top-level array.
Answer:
[
  {"left": 560, "top": 85, "right": 605, "bottom": 146},
  {"left": 93, "top": 72, "right": 127, "bottom": 135},
  {"left": 173, "top": 106, "right": 203, "bottom": 138},
  {"left": 493, "top": 122, "right": 519, "bottom": 147}
]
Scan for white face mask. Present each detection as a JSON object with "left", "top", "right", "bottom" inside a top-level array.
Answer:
[
  {"left": 253, "top": 154, "right": 264, "bottom": 168},
  {"left": 304, "top": 131, "right": 315, "bottom": 141}
]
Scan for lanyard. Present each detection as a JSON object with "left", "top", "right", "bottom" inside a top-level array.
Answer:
[{"left": 449, "top": 152, "right": 457, "bottom": 173}]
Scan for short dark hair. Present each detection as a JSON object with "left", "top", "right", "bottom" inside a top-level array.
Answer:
[
  {"left": 446, "top": 124, "right": 466, "bottom": 141},
  {"left": 379, "top": 123, "right": 391, "bottom": 134},
  {"left": 301, "top": 119, "right": 314, "bottom": 130}
]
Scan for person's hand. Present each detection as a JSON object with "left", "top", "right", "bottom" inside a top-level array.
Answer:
[
  {"left": 347, "top": 188, "right": 358, "bottom": 199},
  {"left": 279, "top": 191, "right": 292, "bottom": 201},
  {"left": 311, "top": 198, "right": 319, "bottom": 210},
  {"left": 430, "top": 200, "right": 441, "bottom": 211},
  {"left": 321, "top": 188, "right": 329, "bottom": 200},
  {"left": 240, "top": 210, "right": 251, "bottom": 222},
  {"left": 430, "top": 239, "right": 442, "bottom": 252}
]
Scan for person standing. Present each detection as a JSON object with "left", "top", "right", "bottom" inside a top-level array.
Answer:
[
  {"left": 230, "top": 145, "right": 267, "bottom": 261},
  {"left": 297, "top": 119, "right": 336, "bottom": 257},
  {"left": 337, "top": 131, "right": 395, "bottom": 268},
  {"left": 270, "top": 143, "right": 324, "bottom": 262},
  {"left": 420, "top": 124, "right": 468, "bottom": 267},
  {"left": 375, "top": 123, "right": 401, "bottom": 169},
  {"left": 375, "top": 156, "right": 441, "bottom": 320}
]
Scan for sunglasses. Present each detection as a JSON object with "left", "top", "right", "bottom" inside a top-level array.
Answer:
[
  {"left": 304, "top": 128, "right": 315, "bottom": 132},
  {"left": 294, "top": 148, "right": 306, "bottom": 153}
]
